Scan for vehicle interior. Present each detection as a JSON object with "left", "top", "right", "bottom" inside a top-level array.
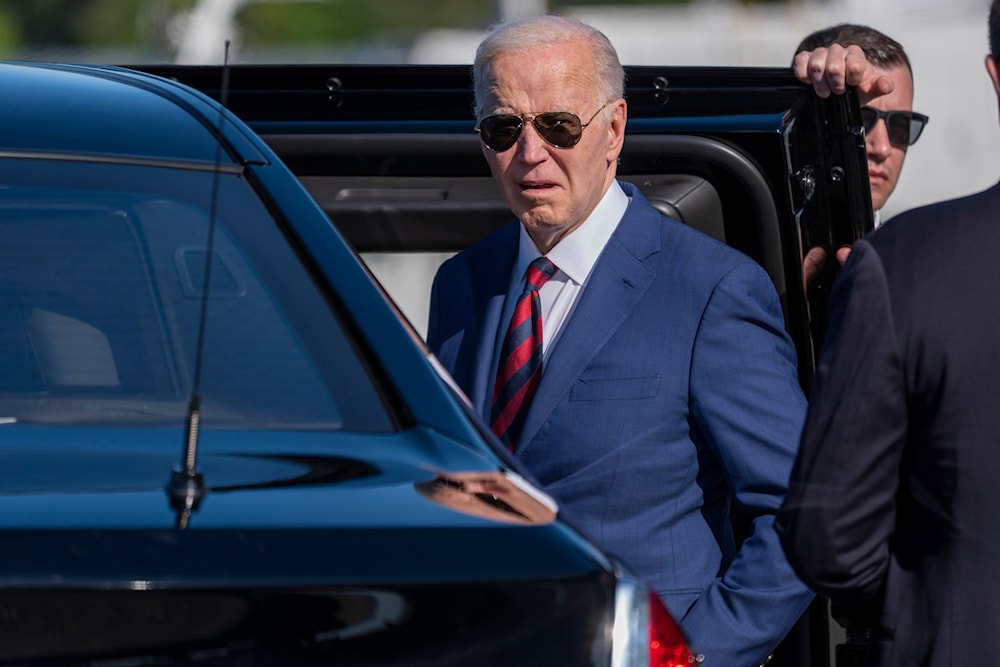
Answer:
[{"left": 0, "top": 171, "right": 383, "bottom": 431}]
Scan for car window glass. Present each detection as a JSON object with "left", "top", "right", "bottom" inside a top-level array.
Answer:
[{"left": 0, "top": 158, "right": 392, "bottom": 433}]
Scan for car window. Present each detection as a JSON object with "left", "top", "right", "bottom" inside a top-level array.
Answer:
[{"left": 0, "top": 158, "right": 393, "bottom": 433}]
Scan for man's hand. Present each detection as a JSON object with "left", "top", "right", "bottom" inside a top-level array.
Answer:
[
  {"left": 802, "top": 245, "right": 853, "bottom": 293},
  {"left": 792, "top": 44, "right": 894, "bottom": 98},
  {"left": 802, "top": 246, "right": 828, "bottom": 293}
]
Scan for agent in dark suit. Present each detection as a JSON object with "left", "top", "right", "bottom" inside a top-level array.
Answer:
[
  {"left": 776, "top": 4, "right": 1000, "bottom": 664},
  {"left": 426, "top": 15, "right": 812, "bottom": 666}
]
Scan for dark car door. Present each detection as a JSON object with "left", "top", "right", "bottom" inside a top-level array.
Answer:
[{"left": 136, "top": 62, "right": 874, "bottom": 667}]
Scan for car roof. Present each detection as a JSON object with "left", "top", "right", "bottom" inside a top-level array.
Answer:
[{"left": 0, "top": 62, "right": 268, "bottom": 166}]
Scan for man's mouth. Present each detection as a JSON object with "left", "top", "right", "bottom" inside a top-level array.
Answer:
[{"left": 520, "top": 180, "right": 556, "bottom": 191}]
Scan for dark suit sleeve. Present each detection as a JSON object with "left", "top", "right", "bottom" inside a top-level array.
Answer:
[
  {"left": 426, "top": 254, "right": 473, "bottom": 373},
  {"left": 426, "top": 261, "right": 446, "bottom": 352},
  {"left": 682, "top": 258, "right": 814, "bottom": 661},
  {"left": 776, "top": 239, "right": 908, "bottom": 617}
]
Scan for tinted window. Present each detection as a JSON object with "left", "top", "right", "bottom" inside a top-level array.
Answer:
[{"left": 0, "top": 158, "right": 392, "bottom": 432}]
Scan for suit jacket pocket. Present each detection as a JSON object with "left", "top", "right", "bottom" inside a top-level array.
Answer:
[
  {"left": 569, "top": 375, "right": 661, "bottom": 401},
  {"left": 657, "top": 589, "right": 700, "bottom": 622}
]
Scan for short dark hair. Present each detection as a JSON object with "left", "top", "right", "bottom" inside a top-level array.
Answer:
[
  {"left": 795, "top": 23, "right": 911, "bottom": 75},
  {"left": 990, "top": 0, "right": 1000, "bottom": 59}
]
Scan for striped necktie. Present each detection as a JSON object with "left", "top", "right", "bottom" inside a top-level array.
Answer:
[{"left": 491, "top": 257, "right": 557, "bottom": 450}]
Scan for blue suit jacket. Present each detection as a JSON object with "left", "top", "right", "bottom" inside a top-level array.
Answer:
[{"left": 428, "top": 181, "right": 812, "bottom": 665}]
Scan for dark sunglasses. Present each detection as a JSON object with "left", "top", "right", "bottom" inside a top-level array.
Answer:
[
  {"left": 476, "top": 103, "right": 609, "bottom": 152},
  {"left": 860, "top": 106, "right": 929, "bottom": 147}
]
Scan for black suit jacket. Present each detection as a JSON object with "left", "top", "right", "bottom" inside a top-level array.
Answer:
[{"left": 776, "top": 181, "right": 1000, "bottom": 666}]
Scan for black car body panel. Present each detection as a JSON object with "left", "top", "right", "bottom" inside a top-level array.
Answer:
[{"left": 2, "top": 583, "right": 612, "bottom": 666}]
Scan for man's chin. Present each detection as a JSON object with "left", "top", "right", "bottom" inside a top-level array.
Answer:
[
  {"left": 870, "top": 189, "right": 893, "bottom": 213},
  {"left": 516, "top": 206, "right": 558, "bottom": 230}
]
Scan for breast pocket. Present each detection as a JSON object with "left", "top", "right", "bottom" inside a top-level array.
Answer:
[{"left": 569, "top": 375, "right": 661, "bottom": 401}]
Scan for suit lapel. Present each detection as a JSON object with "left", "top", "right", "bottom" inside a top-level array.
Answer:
[
  {"left": 464, "top": 225, "right": 519, "bottom": 419},
  {"left": 516, "top": 196, "right": 661, "bottom": 452}
]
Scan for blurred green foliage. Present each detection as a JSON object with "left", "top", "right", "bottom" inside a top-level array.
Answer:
[
  {"left": 0, "top": 0, "right": 783, "bottom": 58},
  {"left": 239, "top": 1, "right": 495, "bottom": 45},
  {"left": 0, "top": 0, "right": 191, "bottom": 56}
]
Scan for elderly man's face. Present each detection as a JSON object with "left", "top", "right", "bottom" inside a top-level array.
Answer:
[
  {"left": 860, "top": 64, "right": 915, "bottom": 212},
  {"left": 479, "top": 39, "right": 626, "bottom": 253}
]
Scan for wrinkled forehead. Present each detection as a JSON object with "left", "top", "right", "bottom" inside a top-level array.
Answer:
[
  {"left": 861, "top": 64, "right": 915, "bottom": 109},
  {"left": 482, "top": 46, "right": 597, "bottom": 113}
]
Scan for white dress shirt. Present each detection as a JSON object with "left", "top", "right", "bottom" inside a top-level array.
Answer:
[{"left": 490, "top": 181, "right": 630, "bottom": 384}]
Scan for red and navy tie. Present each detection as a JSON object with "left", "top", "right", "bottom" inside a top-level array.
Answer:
[{"left": 491, "top": 257, "right": 557, "bottom": 450}]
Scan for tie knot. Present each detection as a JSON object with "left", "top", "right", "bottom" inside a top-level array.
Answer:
[{"left": 525, "top": 257, "right": 556, "bottom": 291}]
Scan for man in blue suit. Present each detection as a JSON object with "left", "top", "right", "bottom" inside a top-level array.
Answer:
[{"left": 426, "top": 15, "right": 812, "bottom": 665}]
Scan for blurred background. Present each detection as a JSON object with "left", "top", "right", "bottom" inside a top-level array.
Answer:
[{"left": 2, "top": 0, "right": 994, "bottom": 324}]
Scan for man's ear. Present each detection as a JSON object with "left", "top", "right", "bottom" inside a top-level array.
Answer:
[
  {"left": 986, "top": 55, "right": 1000, "bottom": 98},
  {"left": 605, "top": 98, "right": 627, "bottom": 164}
]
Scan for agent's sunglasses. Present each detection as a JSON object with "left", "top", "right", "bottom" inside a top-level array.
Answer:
[
  {"left": 860, "top": 106, "right": 929, "bottom": 147},
  {"left": 476, "top": 103, "right": 608, "bottom": 152}
]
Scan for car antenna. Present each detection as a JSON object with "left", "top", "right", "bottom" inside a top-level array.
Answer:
[{"left": 166, "top": 40, "right": 232, "bottom": 530}]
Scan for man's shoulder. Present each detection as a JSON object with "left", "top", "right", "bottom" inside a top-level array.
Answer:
[
  {"left": 613, "top": 201, "right": 779, "bottom": 311},
  {"left": 438, "top": 222, "right": 518, "bottom": 274},
  {"left": 624, "top": 193, "right": 757, "bottom": 272},
  {"left": 848, "top": 182, "right": 1000, "bottom": 298},
  {"left": 883, "top": 181, "right": 1000, "bottom": 230}
]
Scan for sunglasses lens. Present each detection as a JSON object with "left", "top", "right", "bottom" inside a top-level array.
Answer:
[
  {"left": 478, "top": 110, "right": 592, "bottom": 151},
  {"left": 478, "top": 115, "right": 522, "bottom": 151},
  {"left": 907, "top": 115, "right": 927, "bottom": 145},
  {"left": 886, "top": 114, "right": 913, "bottom": 146},
  {"left": 860, "top": 107, "right": 928, "bottom": 146},
  {"left": 860, "top": 107, "right": 878, "bottom": 133},
  {"left": 534, "top": 112, "right": 583, "bottom": 148}
]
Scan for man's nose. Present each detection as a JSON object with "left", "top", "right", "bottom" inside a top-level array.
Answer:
[
  {"left": 866, "top": 118, "right": 893, "bottom": 159},
  {"left": 515, "top": 119, "right": 550, "bottom": 160}
]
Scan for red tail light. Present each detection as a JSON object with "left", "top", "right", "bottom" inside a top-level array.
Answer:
[
  {"left": 647, "top": 590, "right": 697, "bottom": 667},
  {"left": 610, "top": 576, "right": 701, "bottom": 667}
]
